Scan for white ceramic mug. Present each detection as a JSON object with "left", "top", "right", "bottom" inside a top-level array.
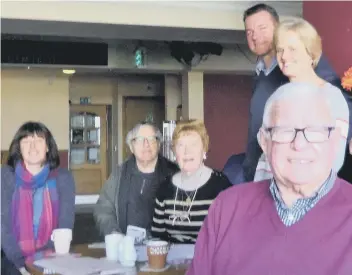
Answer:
[
  {"left": 105, "top": 232, "right": 124, "bottom": 261},
  {"left": 118, "top": 235, "right": 137, "bottom": 267},
  {"left": 50, "top": 228, "right": 72, "bottom": 255}
]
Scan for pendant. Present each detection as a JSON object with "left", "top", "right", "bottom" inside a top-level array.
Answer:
[
  {"left": 186, "top": 196, "right": 191, "bottom": 204},
  {"left": 181, "top": 212, "right": 190, "bottom": 222}
]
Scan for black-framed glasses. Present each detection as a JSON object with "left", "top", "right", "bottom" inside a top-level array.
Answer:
[
  {"left": 132, "top": 136, "right": 158, "bottom": 145},
  {"left": 265, "top": 126, "right": 335, "bottom": 144}
]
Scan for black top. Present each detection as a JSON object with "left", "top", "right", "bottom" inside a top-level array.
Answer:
[
  {"left": 151, "top": 171, "right": 232, "bottom": 243},
  {"left": 126, "top": 165, "right": 158, "bottom": 230},
  {"left": 118, "top": 155, "right": 179, "bottom": 234}
]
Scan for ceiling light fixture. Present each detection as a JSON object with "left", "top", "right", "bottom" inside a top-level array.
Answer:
[{"left": 62, "top": 69, "right": 76, "bottom": 75}]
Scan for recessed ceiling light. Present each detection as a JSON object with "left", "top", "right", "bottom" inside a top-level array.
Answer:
[{"left": 62, "top": 69, "right": 76, "bottom": 75}]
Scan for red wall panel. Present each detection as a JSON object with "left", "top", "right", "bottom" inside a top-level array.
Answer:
[
  {"left": 59, "top": 150, "right": 69, "bottom": 169},
  {"left": 204, "top": 74, "right": 252, "bottom": 170},
  {"left": 303, "top": 1, "right": 352, "bottom": 76}
]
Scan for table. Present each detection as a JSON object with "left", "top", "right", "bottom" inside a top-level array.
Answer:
[{"left": 26, "top": 244, "right": 187, "bottom": 275}]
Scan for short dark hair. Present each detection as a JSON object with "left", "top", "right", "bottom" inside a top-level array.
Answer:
[
  {"left": 7, "top": 121, "right": 60, "bottom": 170},
  {"left": 243, "top": 3, "right": 279, "bottom": 23}
]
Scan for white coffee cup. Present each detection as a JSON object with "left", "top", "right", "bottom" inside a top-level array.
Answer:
[
  {"left": 51, "top": 228, "right": 72, "bottom": 255},
  {"left": 105, "top": 232, "right": 124, "bottom": 261},
  {"left": 118, "top": 235, "right": 137, "bottom": 267}
]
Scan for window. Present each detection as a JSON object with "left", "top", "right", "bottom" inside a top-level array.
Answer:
[{"left": 70, "top": 112, "right": 101, "bottom": 165}]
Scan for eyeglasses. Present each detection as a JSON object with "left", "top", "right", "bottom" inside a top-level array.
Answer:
[
  {"left": 265, "top": 126, "right": 335, "bottom": 144},
  {"left": 132, "top": 136, "right": 158, "bottom": 145}
]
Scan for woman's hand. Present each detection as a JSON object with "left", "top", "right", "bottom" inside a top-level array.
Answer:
[{"left": 349, "top": 139, "right": 352, "bottom": 154}]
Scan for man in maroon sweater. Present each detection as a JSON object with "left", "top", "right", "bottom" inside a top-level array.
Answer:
[{"left": 187, "top": 82, "right": 352, "bottom": 275}]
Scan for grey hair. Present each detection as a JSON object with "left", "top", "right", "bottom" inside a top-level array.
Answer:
[
  {"left": 262, "top": 82, "right": 338, "bottom": 128},
  {"left": 125, "top": 122, "right": 162, "bottom": 147}
]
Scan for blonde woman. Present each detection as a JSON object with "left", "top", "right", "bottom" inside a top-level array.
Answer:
[
  {"left": 151, "top": 120, "right": 231, "bottom": 244},
  {"left": 254, "top": 18, "right": 352, "bottom": 182}
]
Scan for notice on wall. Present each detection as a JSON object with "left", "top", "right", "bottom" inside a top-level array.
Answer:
[{"left": 80, "top": 97, "right": 91, "bottom": 105}]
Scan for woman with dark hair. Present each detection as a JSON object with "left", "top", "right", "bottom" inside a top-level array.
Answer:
[{"left": 1, "top": 121, "right": 75, "bottom": 273}]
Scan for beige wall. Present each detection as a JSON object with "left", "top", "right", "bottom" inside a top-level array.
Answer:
[
  {"left": 165, "top": 75, "right": 182, "bottom": 121},
  {"left": 1, "top": 70, "right": 177, "bottom": 164},
  {"left": 69, "top": 76, "right": 117, "bottom": 105},
  {"left": 182, "top": 72, "right": 204, "bottom": 120},
  {"left": 1, "top": 2, "right": 244, "bottom": 31},
  {"left": 69, "top": 74, "right": 167, "bottom": 164},
  {"left": 2, "top": 2, "right": 300, "bottom": 30},
  {"left": 1, "top": 69, "right": 70, "bottom": 150}
]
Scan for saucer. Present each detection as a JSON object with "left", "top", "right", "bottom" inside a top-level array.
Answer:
[{"left": 139, "top": 263, "right": 170, "bottom": 272}]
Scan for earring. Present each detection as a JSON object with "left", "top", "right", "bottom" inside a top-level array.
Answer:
[{"left": 203, "top": 153, "right": 207, "bottom": 160}]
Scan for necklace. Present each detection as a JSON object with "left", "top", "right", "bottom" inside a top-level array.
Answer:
[
  {"left": 169, "top": 169, "right": 203, "bottom": 225},
  {"left": 170, "top": 187, "right": 198, "bottom": 226},
  {"left": 184, "top": 190, "right": 196, "bottom": 204}
]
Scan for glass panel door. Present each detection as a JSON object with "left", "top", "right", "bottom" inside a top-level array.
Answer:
[
  {"left": 70, "top": 112, "right": 101, "bottom": 165},
  {"left": 69, "top": 105, "right": 107, "bottom": 195}
]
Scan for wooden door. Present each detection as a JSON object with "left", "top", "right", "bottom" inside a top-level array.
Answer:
[
  {"left": 70, "top": 105, "right": 107, "bottom": 194},
  {"left": 123, "top": 96, "right": 165, "bottom": 160}
]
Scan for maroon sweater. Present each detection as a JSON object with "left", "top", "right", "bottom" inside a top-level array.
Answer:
[{"left": 187, "top": 178, "right": 352, "bottom": 275}]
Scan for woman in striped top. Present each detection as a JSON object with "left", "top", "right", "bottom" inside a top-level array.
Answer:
[{"left": 151, "top": 120, "right": 231, "bottom": 243}]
